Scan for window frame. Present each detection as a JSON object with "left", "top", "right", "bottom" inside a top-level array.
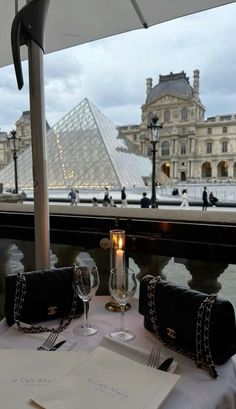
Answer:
[
  {"left": 180, "top": 142, "right": 186, "bottom": 155},
  {"left": 206, "top": 141, "right": 212, "bottom": 154},
  {"left": 181, "top": 107, "right": 188, "bottom": 122},
  {"left": 222, "top": 140, "right": 228, "bottom": 153},
  {"left": 161, "top": 141, "right": 170, "bottom": 156},
  {"left": 207, "top": 127, "right": 212, "bottom": 135},
  {"left": 164, "top": 110, "right": 171, "bottom": 123}
]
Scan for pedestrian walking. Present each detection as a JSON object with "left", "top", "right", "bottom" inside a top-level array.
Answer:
[
  {"left": 109, "top": 196, "right": 116, "bottom": 207},
  {"left": 209, "top": 192, "right": 219, "bottom": 207},
  {"left": 92, "top": 197, "right": 99, "bottom": 207},
  {"left": 180, "top": 188, "right": 189, "bottom": 208},
  {"left": 202, "top": 186, "right": 209, "bottom": 211},
  {"left": 68, "top": 188, "right": 76, "bottom": 205},
  {"left": 121, "top": 187, "right": 127, "bottom": 207},
  {"left": 75, "top": 189, "right": 80, "bottom": 205},
  {"left": 140, "top": 192, "right": 151, "bottom": 208},
  {"left": 103, "top": 187, "right": 110, "bottom": 207}
]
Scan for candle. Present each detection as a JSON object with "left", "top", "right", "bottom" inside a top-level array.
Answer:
[
  {"left": 116, "top": 248, "right": 124, "bottom": 272},
  {"left": 115, "top": 237, "right": 124, "bottom": 288},
  {"left": 116, "top": 237, "right": 124, "bottom": 270},
  {"left": 110, "top": 229, "right": 125, "bottom": 282},
  {"left": 108, "top": 229, "right": 126, "bottom": 310}
]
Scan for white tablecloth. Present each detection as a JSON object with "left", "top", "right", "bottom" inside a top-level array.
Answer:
[{"left": 0, "top": 296, "right": 236, "bottom": 409}]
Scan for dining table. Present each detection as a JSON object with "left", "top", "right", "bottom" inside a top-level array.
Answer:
[{"left": 0, "top": 295, "right": 236, "bottom": 409}]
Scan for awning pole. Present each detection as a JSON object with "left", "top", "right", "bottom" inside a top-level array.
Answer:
[
  {"left": 28, "top": 40, "right": 50, "bottom": 269},
  {"left": 11, "top": 0, "right": 51, "bottom": 269}
]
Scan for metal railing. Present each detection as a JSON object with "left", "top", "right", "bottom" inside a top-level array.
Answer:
[{"left": 0, "top": 203, "right": 236, "bottom": 318}]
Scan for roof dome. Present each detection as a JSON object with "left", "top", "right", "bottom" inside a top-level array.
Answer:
[{"left": 146, "top": 72, "right": 193, "bottom": 104}]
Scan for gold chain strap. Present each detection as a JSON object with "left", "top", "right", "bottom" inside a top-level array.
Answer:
[
  {"left": 196, "top": 294, "right": 218, "bottom": 378},
  {"left": 13, "top": 268, "right": 80, "bottom": 333},
  {"left": 144, "top": 275, "right": 218, "bottom": 378}
]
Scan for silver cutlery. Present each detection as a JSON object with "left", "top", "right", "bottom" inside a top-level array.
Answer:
[
  {"left": 147, "top": 346, "right": 161, "bottom": 369},
  {"left": 147, "top": 347, "right": 174, "bottom": 371},
  {"left": 158, "top": 357, "right": 174, "bottom": 372},
  {"left": 49, "top": 340, "right": 66, "bottom": 351},
  {"left": 37, "top": 331, "right": 60, "bottom": 351}
]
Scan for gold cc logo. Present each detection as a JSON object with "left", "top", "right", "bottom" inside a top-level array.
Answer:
[
  {"left": 166, "top": 328, "right": 176, "bottom": 339},
  {"left": 48, "top": 306, "right": 58, "bottom": 316}
]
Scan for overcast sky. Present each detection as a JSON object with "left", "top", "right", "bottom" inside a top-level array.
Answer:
[{"left": 0, "top": 2, "right": 235, "bottom": 132}]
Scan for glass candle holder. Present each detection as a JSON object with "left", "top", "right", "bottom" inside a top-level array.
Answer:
[
  {"left": 105, "top": 229, "right": 131, "bottom": 312},
  {"left": 110, "top": 229, "right": 126, "bottom": 272}
]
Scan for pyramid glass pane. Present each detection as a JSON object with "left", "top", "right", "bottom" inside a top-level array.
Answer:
[{"left": 0, "top": 99, "right": 151, "bottom": 191}]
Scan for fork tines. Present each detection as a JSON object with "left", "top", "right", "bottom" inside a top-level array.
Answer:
[
  {"left": 37, "top": 330, "right": 60, "bottom": 351},
  {"left": 147, "top": 346, "right": 161, "bottom": 369}
]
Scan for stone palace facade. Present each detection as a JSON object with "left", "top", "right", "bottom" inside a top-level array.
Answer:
[
  {"left": 119, "top": 70, "right": 236, "bottom": 184},
  {"left": 2, "top": 70, "right": 236, "bottom": 186}
]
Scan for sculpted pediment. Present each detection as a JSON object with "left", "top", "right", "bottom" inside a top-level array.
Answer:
[{"left": 156, "top": 95, "right": 189, "bottom": 104}]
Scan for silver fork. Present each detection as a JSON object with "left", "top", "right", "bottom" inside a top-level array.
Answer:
[
  {"left": 147, "top": 346, "right": 161, "bottom": 369},
  {"left": 37, "top": 331, "right": 60, "bottom": 351}
]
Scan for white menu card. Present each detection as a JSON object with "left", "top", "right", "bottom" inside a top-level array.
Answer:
[
  {"left": 0, "top": 349, "right": 86, "bottom": 409},
  {"left": 31, "top": 346, "right": 180, "bottom": 409}
]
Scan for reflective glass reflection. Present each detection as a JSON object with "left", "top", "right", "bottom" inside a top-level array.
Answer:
[{"left": 0, "top": 99, "right": 151, "bottom": 190}]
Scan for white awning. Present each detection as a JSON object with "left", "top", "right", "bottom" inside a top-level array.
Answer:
[{"left": 0, "top": 0, "right": 235, "bottom": 68}]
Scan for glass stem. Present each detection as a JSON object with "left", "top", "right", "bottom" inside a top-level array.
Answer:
[
  {"left": 120, "top": 305, "right": 125, "bottom": 333},
  {"left": 83, "top": 301, "right": 88, "bottom": 330}
]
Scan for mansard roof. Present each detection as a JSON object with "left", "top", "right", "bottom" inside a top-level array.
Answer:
[{"left": 146, "top": 71, "right": 193, "bottom": 104}]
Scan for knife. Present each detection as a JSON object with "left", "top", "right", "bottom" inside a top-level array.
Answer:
[
  {"left": 158, "top": 357, "right": 174, "bottom": 371},
  {"left": 49, "top": 340, "right": 66, "bottom": 351}
]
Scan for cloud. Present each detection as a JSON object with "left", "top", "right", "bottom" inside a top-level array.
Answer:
[{"left": 0, "top": 2, "right": 235, "bottom": 131}]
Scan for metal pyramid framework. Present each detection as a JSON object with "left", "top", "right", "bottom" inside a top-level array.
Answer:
[{"left": 0, "top": 98, "right": 152, "bottom": 191}]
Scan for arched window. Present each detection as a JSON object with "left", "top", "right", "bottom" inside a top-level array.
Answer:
[
  {"left": 217, "top": 161, "right": 228, "bottom": 178},
  {"left": 201, "top": 162, "right": 212, "bottom": 178},
  {"left": 161, "top": 163, "right": 170, "bottom": 177},
  {"left": 164, "top": 110, "right": 170, "bottom": 123},
  {"left": 181, "top": 107, "right": 188, "bottom": 122},
  {"left": 161, "top": 141, "right": 170, "bottom": 156}
]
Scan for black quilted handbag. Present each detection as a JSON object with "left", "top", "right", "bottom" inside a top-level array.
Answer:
[
  {"left": 139, "top": 275, "right": 236, "bottom": 378},
  {"left": 4, "top": 266, "right": 84, "bottom": 333}
]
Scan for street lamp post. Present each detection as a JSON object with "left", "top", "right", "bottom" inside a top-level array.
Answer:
[
  {"left": 148, "top": 113, "right": 162, "bottom": 208},
  {"left": 7, "top": 129, "right": 21, "bottom": 194}
]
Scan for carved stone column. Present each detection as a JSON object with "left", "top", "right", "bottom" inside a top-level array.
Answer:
[
  {"left": 51, "top": 244, "right": 84, "bottom": 267},
  {"left": 13, "top": 240, "right": 35, "bottom": 272},
  {"left": 184, "top": 259, "right": 228, "bottom": 294},
  {"left": 131, "top": 253, "right": 171, "bottom": 282}
]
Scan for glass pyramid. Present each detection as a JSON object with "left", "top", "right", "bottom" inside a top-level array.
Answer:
[{"left": 0, "top": 98, "right": 152, "bottom": 191}]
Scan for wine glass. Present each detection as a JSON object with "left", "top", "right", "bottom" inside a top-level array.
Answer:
[
  {"left": 109, "top": 267, "right": 137, "bottom": 342},
  {"left": 74, "top": 265, "right": 100, "bottom": 336}
]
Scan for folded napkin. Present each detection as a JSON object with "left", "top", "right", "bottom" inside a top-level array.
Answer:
[
  {"left": 0, "top": 324, "right": 76, "bottom": 350},
  {"left": 100, "top": 336, "right": 177, "bottom": 373}
]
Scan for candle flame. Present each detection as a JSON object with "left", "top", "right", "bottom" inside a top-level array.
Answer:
[
  {"left": 111, "top": 231, "right": 125, "bottom": 250},
  {"left": 112, "top": 234, "right": 118, "bottom": 246},
  {"left": 118, "top": 237, "right": 123, "bottom": 250}
]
